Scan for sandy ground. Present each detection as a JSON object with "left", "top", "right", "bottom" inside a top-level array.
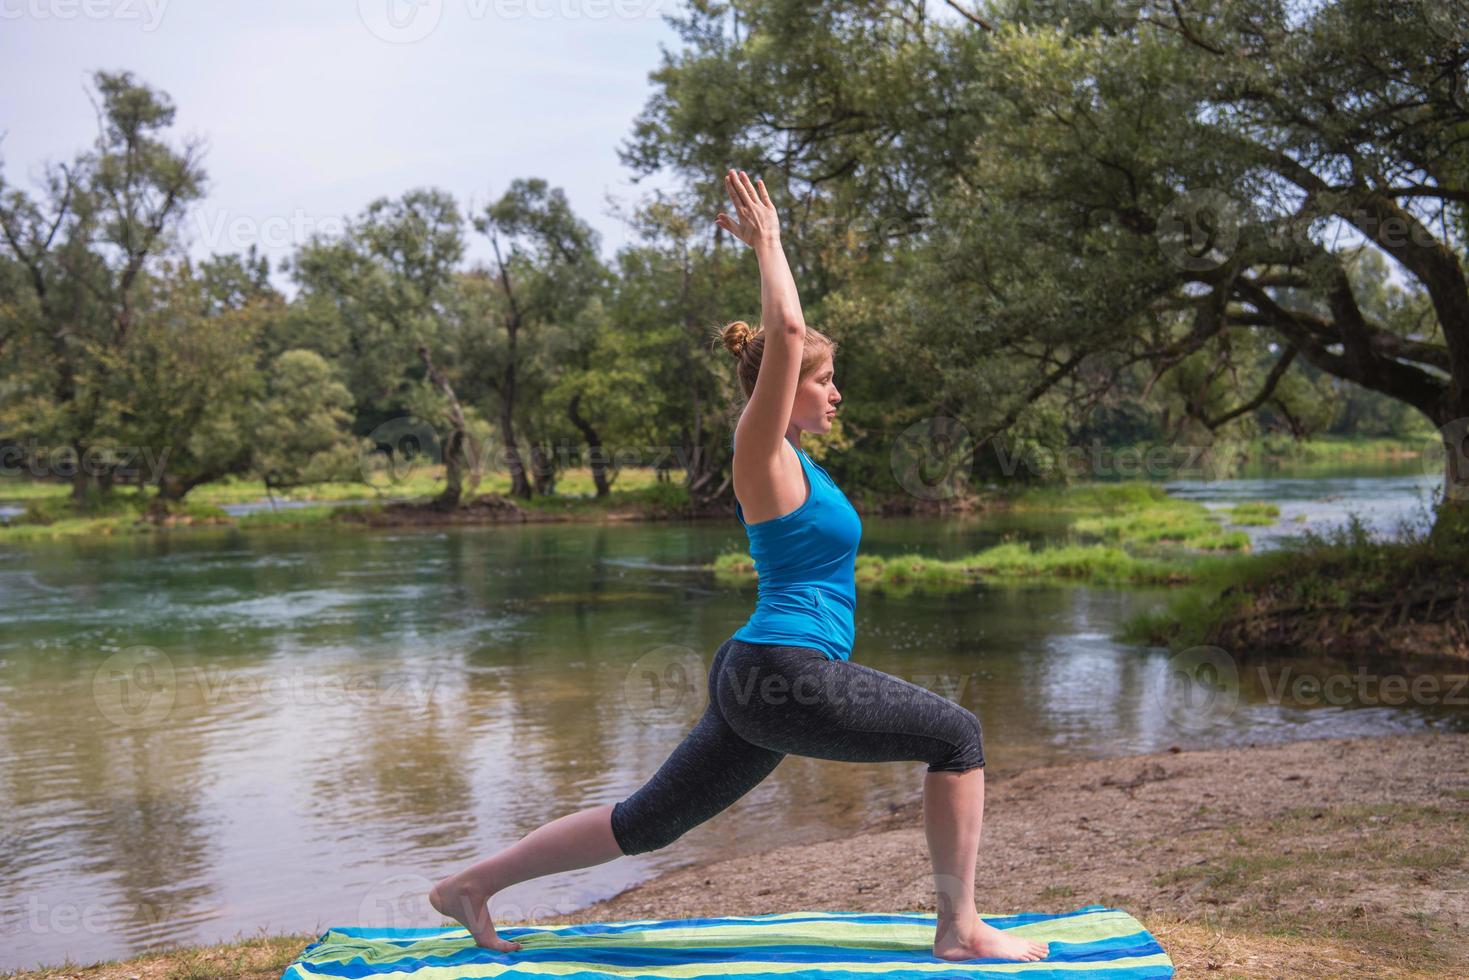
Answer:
[
  {"left": 563, "top": 731, "right": 1469, "bottom": 978},
  {"left": 9, "top": 731, "right": 1467, "bottom": 980}
]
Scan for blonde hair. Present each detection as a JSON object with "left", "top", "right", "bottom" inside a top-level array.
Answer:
[{"left": 713, "top": 320, "right": 838, "bottom": 400}]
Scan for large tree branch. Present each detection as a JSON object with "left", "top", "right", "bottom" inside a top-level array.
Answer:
[
  {"left": 1201, "top": 344, "right": 1299, "bottom": 430},
  {"left": 1236, "top": 278, "right": 1446, "bottom": 417},
  {"left": 1264, "top": 148, "right": 1469, "bottom": 389},
  {"left": 942, "top": 0, "right": 993, "bottom": 32}
]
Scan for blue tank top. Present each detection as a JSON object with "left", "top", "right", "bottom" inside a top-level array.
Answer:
[{"left": 731, "top": 437, "right": 863, "bottom": 661}]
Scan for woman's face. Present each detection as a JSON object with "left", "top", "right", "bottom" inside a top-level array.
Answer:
[{"left": 793, "top": 351, "right": 841, "bottom": 434}]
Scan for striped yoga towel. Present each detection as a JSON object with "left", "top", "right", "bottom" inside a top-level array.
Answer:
[{"left": 280, "top": 906, "right": 1173, "bottom": 978}]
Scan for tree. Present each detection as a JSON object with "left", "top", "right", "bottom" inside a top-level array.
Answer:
[
  {"left": 472, "top": 178, "right": 607, "bottom": 498},
  {"left": 290, "top": 188, "right": 470, "bottom": 507},
  {"left": 0, "top": 69, "right": 206, "bottom": 501},
  {"left": 621, "top": 0, "right": 1469, "bottom": 541}
]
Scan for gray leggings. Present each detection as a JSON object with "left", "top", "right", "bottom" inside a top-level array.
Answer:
[{"left": 610, "top": 635, "right": 984, "bottom": 856}]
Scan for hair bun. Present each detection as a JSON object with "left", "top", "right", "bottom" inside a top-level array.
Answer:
[{"left": 721, "top": 319, "right": 754, "bottom": 358}]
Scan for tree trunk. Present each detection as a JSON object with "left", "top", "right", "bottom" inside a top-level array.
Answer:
[
  {"left": 500, "top": 404, "right": 531, "bottom": 499},
  {"left": 418, "top": 344, "right": 468, "bottom": 511},
  {"left": 530, "top": 438, "right": 556, "bottom": 496},
  {"left": 1430, "top": 416, "right": 1469, "bottom": 550},
  {"left": 567, "top": 392, "right": 610, "bottom": 497}
]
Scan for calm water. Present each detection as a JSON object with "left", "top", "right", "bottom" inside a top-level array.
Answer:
[{"left": 0, "top": 462, "right": 1462, "bottom": 972}]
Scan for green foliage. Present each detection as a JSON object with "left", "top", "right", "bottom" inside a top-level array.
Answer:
[
  {"left": 626, "top": 479, "right": 693, "bottom": 512},
  {"left": 253, "top": 350, "right": 362, "bottom": 488},
  {"left": 1228, "top": 501, "right": 1280, "bottom": 525},
  {"left": 6, "top": 5, "right": 1465, "bottom": 526}
]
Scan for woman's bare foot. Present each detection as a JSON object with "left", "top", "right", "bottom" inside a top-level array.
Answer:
[
  {"left": 932, "top": 916, "right": 1049, "bottom": 962},
  {"left": 428, "top": 872, "right": 523, "bottom": 953}
]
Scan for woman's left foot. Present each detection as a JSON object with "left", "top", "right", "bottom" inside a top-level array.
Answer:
[
  {"left": 428, "top": 873, "right": 523, "bottom": 953},
  {"left": 933, "top": 916, "right": 1048, "bottom": 962}
]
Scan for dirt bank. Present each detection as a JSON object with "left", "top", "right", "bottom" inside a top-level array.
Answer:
[
  {"left": 11, "top": 732, "right": 1466, "bottom": 979},
  {"left": 565, "top": 731, "right": 1468, "bottom": 979}
]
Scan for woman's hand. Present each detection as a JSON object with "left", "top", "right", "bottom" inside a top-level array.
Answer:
[{"left": 715, "top": 169, "right": 780, "bottom": 247}]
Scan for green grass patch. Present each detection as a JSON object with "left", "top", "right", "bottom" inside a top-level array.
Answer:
[
  {"left": 1116, "top": 502, "right": 1465, "bottom": 652},
  {"left": 714, "top": 540, "right": 1207, "bottom": 592},
  {"left": 713, "top": 479, "right": 1266, "bottom": 593},
  {"left": 1228, "top": 501, "right": 1281, "bottom": 525}
]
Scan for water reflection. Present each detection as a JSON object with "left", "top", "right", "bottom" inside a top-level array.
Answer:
[{"left": 0, "top": 469, "right": 1462, "bottom": 972}]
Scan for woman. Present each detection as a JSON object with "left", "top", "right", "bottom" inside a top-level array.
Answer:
[{"left": 429, "top": 170, "right": 1048, "bottom": 964}]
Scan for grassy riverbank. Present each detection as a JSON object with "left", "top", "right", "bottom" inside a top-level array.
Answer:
[
  {"left": 1119, "top": 503, "right": 1468, "bottom": 663},
  {"left": 10, "top": 732, "right": 1465, "bottom": 979},
  {"left": 0, "top": 467, "right": 694, "bottom": 541},
  {"left": 0, "top": 432, "right": 1429, "bottom": 543}
]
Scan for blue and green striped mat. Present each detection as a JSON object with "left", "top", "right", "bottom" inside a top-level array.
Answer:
[{"left": 280, "top": 906, "right": 1173, "bottom": 978}]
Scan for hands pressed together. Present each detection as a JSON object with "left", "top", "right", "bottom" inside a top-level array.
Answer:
[{"left": 715, "top": 168, "right": 780, "bottom": 247}]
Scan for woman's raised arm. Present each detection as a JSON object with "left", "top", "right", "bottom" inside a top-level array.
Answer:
[{"left": 716, "top": 169, "right": 807, "bottom": 465}]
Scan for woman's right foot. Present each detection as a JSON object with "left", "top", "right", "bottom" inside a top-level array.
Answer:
[
  {"left": 428, "top": 872, "right": 523, "bottom": 953},
  {"left": 932, "top": 916, "right": 1049, "bottom": 962}
]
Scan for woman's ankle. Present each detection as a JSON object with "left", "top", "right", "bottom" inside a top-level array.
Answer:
[{"left": 933, "top": 909, "right": 981, "bottom": 941}]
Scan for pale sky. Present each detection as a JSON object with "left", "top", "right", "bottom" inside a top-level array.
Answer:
[{"left": 0, "top": 0, "right": 694, "bottom": 293}]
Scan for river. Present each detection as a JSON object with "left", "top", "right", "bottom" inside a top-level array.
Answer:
[{"left": 0, "top": 460, "right": 1461, "bottom": 971}]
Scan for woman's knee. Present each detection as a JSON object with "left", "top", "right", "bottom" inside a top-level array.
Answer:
[
  {"left": 610, "top": 796, "right": 685, "bottom": 856},
  {"left": 927, "top": 706, "right": 985, "bottom": 773}
]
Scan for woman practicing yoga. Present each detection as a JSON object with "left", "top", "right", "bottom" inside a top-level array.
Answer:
[{"left": 429, "top": 169, "right": 1049, "bottom": 964}]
